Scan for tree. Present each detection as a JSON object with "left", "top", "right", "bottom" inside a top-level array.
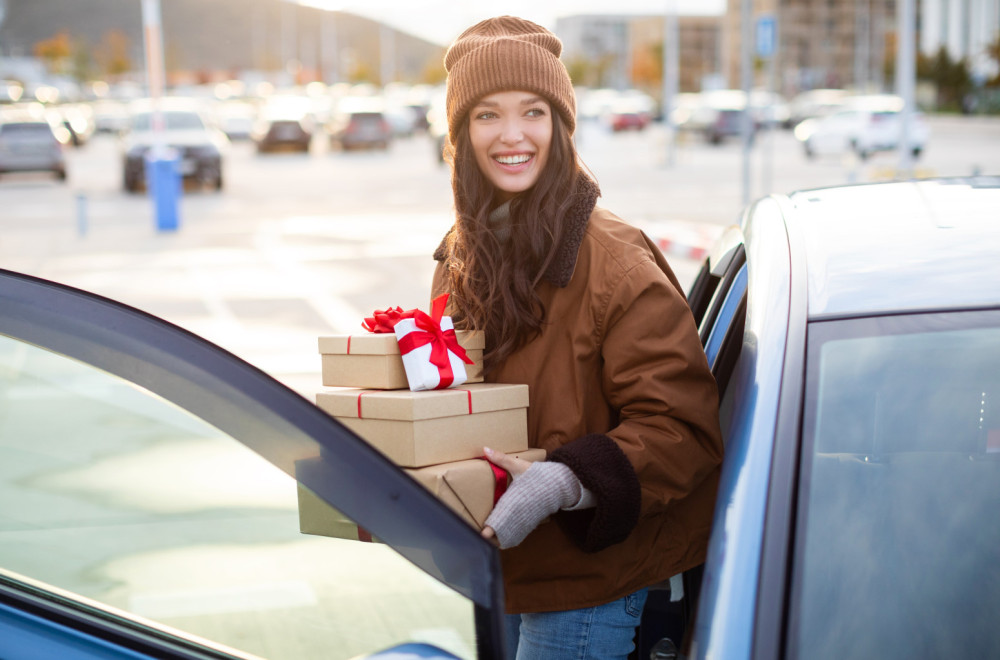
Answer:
[
  {"left": 94, "top": 29, "right": 133, "bottom": 79},
  {"left": 631, "top": 43, "right": 662, "bottom": 93},
  {"left": 918, "top": 46, "right": 972, "bottom": 110},
  {"left": 986, "top": 35, "right": 1000, "bottom": 88},
  {"left": 34, "top": 31, "right": 72, "bottom": 74}
]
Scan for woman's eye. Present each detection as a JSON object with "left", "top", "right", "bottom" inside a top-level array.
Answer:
[
  {"left": 526, "top": 107, "right": 547, "bottom": 118},
  {"left": 475, "top": 111, "right": 497, "bottom": 120}
]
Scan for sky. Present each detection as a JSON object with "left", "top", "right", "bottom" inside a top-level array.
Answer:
[{"left": 298, "top": 0, "right": 726, "bottom": 46}]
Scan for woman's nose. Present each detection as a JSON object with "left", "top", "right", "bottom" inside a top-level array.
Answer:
[{"left": 499, "top": 119, "right": 523, "bottom": 144}]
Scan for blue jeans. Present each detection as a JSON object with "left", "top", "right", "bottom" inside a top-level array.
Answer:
[{"left": 504, "top": 588, "right": 649, "bottom": 660}]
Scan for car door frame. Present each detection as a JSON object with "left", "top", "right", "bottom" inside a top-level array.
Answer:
[{"left": 0, "top": 268, "right": 505, "bottom": 659}]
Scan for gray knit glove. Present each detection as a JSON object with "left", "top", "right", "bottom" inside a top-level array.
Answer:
[{"left": 484, "top": 461, "right": 584, "bottom": 549}]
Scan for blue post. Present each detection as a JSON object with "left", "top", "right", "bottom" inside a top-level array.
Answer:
[{"left": 146, "top": 149, "right": 181, "bottom": 232}]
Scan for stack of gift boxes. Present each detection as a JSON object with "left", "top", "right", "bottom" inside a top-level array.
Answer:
[{"left": 297, "top": 295, "right": 541, "bottom": 542}]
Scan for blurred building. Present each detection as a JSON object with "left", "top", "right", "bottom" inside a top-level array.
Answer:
[
  {"left": 556, "top": 13, "right": 722, "bottom": 92},
  {"left": 721, "top": 0, "right": 998, "bottom": 96},
  {"left": 0, "top": 0, "right": 445, "bottom": 88},
  {"left": 721, "top": 0, "right": 899, "bottom": 95},
  {"left": 921, "top": 0, "right": 1000, "bottom": 83}
]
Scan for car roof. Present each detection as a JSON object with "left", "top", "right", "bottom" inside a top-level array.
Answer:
[{"left": 780, "top": 177, "right": 1000, "bottom": 320}]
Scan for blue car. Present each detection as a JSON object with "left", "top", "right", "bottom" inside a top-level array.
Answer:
[{"left": 1, "top": 176, "right": 998, "bottom": 659}]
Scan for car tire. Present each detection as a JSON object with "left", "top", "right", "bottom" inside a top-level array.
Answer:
[
  {"left": 55, "top": 169, "right": 67, "bottom": 181},
  {"left": 912, "top": 147, "right": 922, "bottom": 159}
]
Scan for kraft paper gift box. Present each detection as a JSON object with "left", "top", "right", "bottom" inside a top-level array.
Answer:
[
  {"left": 318, "top": 330, "right": 484, "bottom": 390},
  {"left": 314, "top": 382, "right": 529, "bottom": 467},
  {"left": 297, "top": 448, "right": 547, "bottom": 541}
]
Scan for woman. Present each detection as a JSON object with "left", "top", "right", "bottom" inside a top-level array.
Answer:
[{"left": 431, "top": 16, "right": 724, "bottom": 660}]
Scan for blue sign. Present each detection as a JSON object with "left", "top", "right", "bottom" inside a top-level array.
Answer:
[{"left": 756, "top": 15, "right": 776, "bottom": 57}]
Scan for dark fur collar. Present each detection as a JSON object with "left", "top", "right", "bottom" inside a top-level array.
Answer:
[{"left": 433, "top": 174, "right": 601, "bottom": 288}]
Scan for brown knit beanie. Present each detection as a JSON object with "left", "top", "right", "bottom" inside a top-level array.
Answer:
[{"left": 444, "top": 16, "right": 576, "bottom": 143}]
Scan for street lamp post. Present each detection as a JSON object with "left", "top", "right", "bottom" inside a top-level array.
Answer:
[
  {"left": 662, "top": 1, "right": 679, "bottom": 168},
  {"left": 896, "top": 0, "right": 917, "bottom": 176}
]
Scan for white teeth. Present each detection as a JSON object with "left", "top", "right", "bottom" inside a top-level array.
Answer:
[{"left": 495, "top": 154, "right": 531, "bottom": 165}]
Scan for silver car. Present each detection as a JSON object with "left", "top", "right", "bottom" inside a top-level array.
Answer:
[{"left": 0, "top": 119, "right": 67, "bottom": 181}]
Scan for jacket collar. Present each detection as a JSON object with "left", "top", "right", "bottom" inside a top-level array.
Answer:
[{"left": 434, "top": 174, "right": 601, "bottom": 288}]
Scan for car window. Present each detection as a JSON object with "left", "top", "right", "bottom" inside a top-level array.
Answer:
[
  {"left": 0, "top": 333, "right": 477, "bottom": 659},
  {"left": 686, "top": 227, "right": 744, "bottom": 328},
  {"left": 0, "top": 122, "right": 54, "bottom": 139},
  {"left": 790, "top": 310, "right": 1000, "bottom": 660},
  {"left": 698, "top": 245, "right": 746, "bottom": 346},
  {"left": 702, "top": 264, "right": 747, "bottom": 398}
]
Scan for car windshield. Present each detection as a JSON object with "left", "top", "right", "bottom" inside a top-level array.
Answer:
[
  {"left": 132, "top": 110, "right": 205, "bottom": 132},
  {"left": 791, "top": 310, "right": 1000, "bottom": 659}
]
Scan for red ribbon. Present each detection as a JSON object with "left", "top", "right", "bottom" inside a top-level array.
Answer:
[
  {"left": 361, "top": 306, "right": 414, "bottom": 333},
  {"left": 395, "top": 294, "right": 473, "bottom": 389},
  {"left": 477, "top": 456, "right": 510, "bottom": 505}
]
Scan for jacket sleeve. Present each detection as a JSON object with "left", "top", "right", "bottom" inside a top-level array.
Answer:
[{"left": 549, "top": 254, "right": 724, "bottom": 552}]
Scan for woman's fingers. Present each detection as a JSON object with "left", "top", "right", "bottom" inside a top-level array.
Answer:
[{"left": 484, "top": 446, "right": 531, "bottom": 477}]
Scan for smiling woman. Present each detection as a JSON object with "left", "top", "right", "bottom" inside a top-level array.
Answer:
[{"left": 430, "top": 15, "right": 723, "bottom": 660}]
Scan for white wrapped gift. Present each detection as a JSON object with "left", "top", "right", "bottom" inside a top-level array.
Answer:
[{"left": 394, "top": 314, "right": 473, "bottom": 391}]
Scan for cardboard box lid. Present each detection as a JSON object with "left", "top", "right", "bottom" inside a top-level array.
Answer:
[
  {"left": 318, "top": 330, "right": 485, "bottom": 356},
  {"left": 316, "top": 382, "right": 528, "bottom": 421}
]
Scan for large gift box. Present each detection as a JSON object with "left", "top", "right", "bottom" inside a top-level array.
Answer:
[
  {"left": 297, "top": 448, "right": 547, "bottom": 541},
  {"left": 315, "top": 382, "right": 529, "bottom": 467},
  {"left": 319, "top": 330, "right": 484, "bottom": 390}
]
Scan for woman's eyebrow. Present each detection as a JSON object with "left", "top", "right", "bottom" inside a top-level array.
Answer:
[{"left": 521, "top": 96, "right": 545, "bottom": 105}]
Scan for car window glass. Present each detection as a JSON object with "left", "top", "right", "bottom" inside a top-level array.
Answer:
[
  {"left": 0, "top": 334, "right": 476, "bottom": 659},
  {"left": 790, "top": 311, "right": 1000, "bottom": 660}
]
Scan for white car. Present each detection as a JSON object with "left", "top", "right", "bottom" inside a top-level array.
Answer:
[{"left": 795, "top": 106, "right": 930, "bottom": 160}]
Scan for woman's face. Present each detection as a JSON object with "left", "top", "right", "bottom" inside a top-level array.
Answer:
[{"left": 468, "top": 90, "right": 553, "bottom": 201}]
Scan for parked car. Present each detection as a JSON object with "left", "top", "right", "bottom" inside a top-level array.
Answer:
[
  {"left": 252, "top": 98, "right": 315, "bottom": 153},
  {"left": 0, "top": 111, "right": 67, "bottom": 181},
  {"left": 794, "top": 94, "right": 929, "bottom": 160},
  {"left": 650, "top": 176, "right": 1000, "bottom": 660},
  {"left": 698, "top": 90, "right": 757, "bottom": 145},
  {"left": 787, "top": 88, "right": 849, "bottom": 126},
  {"left": 214, "top": 100, "right": 258, "bottom": 141},
  {"left": 607, "top": 99, "right": 652, "bottom": 132},
  {"left": 327, "top": 98, "right": 393, "bottom": 151},
  {"left": 2, "top": 177, "right": 997, "bottom": 660},
  {"left": 121, "top": 99, "right": 229, "bottom": 193}
]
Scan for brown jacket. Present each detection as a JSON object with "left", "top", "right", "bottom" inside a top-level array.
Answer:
[{"left": 432, "top": 178, "right": 723, "bottom": 613}]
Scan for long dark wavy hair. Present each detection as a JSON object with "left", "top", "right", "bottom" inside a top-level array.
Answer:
[{"left": 441, "top": 107, "right": 585, "bottom": 373}]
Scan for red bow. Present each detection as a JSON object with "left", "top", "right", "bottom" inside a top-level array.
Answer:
[
  {"left": 361, "top": 306, "right": 414, "bottom": 333},
  {"left": 396, "top": 293, "right": 473, "bottom": 389}
]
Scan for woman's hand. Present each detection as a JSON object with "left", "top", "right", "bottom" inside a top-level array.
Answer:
[
  {"left": 480, "top": 447, "right": 584, "bottom": 548},
  {"left": 481, "top": 447, "right": 531, "bottom": 545}
]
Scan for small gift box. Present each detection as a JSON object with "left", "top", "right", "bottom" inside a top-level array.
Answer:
[
  {"left": 394, "top": 293, "right": 474, "bottom": 392},
  {"left": 319, "top": 294, "right": 485, "bottom": 390},
  {"left": 319, "top": 332, "right": 484, "bottom": 390},
  {"left": 297, "top": 448, "right": 547, "bottom": 541},
  {"left": 315, "top": 382, "right": 529, "bottom": 467}
]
